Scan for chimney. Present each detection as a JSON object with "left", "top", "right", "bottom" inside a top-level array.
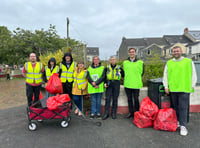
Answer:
[
  {"left": 122, "top": 36, "right": 126, "bottom": 41},
  {"left": 184, "top": 28, "right": 189, "bottom": 33}
]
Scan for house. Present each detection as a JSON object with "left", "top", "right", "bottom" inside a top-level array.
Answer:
[
  {"left": 139, "top": 43, "right": 162, "bottom": 60},
  {"left": 184, "top": 28, "right": 200, "bottom": 42},
  {"left": 118, "top": 37, "right": 146, "bottom": 60},
  {"left": 118, "top": 28, "right": 198, "bottom": 61},
  {"left": 86, "top": 47, "right": 99, "bottom": 62},
  {"left": 186, "top": 42, "right": 200, "bottom": 61}
]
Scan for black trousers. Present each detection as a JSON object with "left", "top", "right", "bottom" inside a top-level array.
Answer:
[
  {"left": 7, "top": 74, "right": 10, "bottom": 80},
  {"left": 26, "top": 83, "right": 41, "bottom": 106},
  {"left": 124, "top": 88, "right": 140, "bottom": 114},
  {"left": 62, "top": 81, "right": 73, "bottom": 99},
  {"left": 104, "top": 80, "right": 120, "bottom": 115},
  {"left": 170, "top": 92, "right": 190, "bottom": 126}
]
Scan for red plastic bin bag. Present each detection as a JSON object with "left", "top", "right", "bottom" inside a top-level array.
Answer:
[
  {"left": 133, "top": 111, "right": 153, "bottom": 128},
  {"left": 140, "top": 96, "right": 159, "bottom": 120},
  {"left": 45, "top": 73, "right": 63, "bottom": 94},
  {"left": 153, "top": 108, "right": 177, "bottom": 132},
  {"left": 47, "top": 96, "right": 59, "bottom": 110},
  {"left": 58, "top": 94, "right": 71, "bottom": 104}
]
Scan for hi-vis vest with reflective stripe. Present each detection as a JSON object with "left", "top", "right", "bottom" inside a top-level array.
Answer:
[
  {"left": 45, "top": 66, "right": 59, "bottom": 80},
  {"left": 60, "top": 62, "right": 76, "bottom": 83},
  {"left": 73, "top": 70, "right": 87, "bottom": 89},
  {"left": 25, "top": 62, "right": 43, "bottom": 84},
  {"left": 107, "top": 64, "right": 121, "bottom": 80}
]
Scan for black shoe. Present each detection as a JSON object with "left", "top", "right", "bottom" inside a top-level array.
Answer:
[
  {"left": 112, "top": 114, "right": 116, "bottom": 119},
  {"left": 90, "top": 114, "right": 95, "bottom": 119},
  {"left": 126, "top": 113, "right": 134, "bottom": 118},
  {"left": 102, "top": 114, "right": 109, "bottom": 120}
]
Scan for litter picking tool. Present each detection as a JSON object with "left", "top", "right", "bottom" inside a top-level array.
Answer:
[{"left": 71, "top": 94, "right": 102, "bottom": 127}]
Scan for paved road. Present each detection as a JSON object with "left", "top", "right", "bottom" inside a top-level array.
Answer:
[{"left": 0, "top": 105, "right": 200, "bottom": 148}]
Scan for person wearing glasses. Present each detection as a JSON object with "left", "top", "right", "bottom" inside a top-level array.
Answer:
[{"left": 22, "top": 53, "right": 44, "bottom": 106}]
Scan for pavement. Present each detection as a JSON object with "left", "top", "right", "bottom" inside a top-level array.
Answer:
[
  {"left": 0, "top": 105, "right": 200, "bottom": 148},
  {"left": 0, "top": 78, "right": 200, "bottom": 148}
]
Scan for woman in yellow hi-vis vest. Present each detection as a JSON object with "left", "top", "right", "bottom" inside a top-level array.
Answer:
[
  {"left": 43, "top": 57, "right": 59, "bottom": 100},
  {"left": 59, "top": 52, "right": 76, "bottom": 99},
  {"left": 72, "top": 61, "right": 88, "bottom": 116}
]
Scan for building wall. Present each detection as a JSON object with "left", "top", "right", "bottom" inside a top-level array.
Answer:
[
  {"left": 188, "top": 43, "right": 200, "bottom": 54},
  {"left": 87, "top": 55, "right": 94, "bottom": 62}
]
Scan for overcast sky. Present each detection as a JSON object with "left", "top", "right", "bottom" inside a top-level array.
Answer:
[{"left": 1, "top": 0, "right": 200, "bottom": 59}]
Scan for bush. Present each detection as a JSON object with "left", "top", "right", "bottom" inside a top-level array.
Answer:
[{"left": 142, "top": 52, "right": 165, "bottom": 86}]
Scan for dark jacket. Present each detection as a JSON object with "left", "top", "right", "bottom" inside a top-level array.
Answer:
[
  {"left": 59, "top": 52, "right": 75, "bottom": 77},
  {"left": 104, "top": 64, "right": 124, "bottom": 84},
  {"left": 43, "top": 57, "right": 57, "bottom": 82},
  {"left": 87, "top": 63, "right": 106, "bottom": 86}
]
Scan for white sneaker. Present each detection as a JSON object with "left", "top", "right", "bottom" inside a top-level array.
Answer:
[
  {"left": 177, "top": 121, "right": 180, "bottom": 128},
  {"left": 180, "top": 126, "right": 188, "bottom": 136}
]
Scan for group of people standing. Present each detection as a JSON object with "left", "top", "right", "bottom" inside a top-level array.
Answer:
[{"left": 22, "top": 45, "right": 197, "bottom": 136}]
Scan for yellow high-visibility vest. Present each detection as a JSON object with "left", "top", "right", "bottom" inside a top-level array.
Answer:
[
  {"left": 73, "top": 70, "right": 87, "bottom": 89},
  {"left": 25, "top": 62, "right": 43, "bottom": 84},
  {"left": 106, "top": 64, "right": 121, "bottom": 80},
  {"left": 60, "top": 62, "right": 76, "bottom": 83},
  {"left": 45, "top": 65, "right": 59, "bottom": 80}
]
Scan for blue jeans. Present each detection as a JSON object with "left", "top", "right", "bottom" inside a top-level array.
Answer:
[
  {"left": 45, "top": 91, "right": 56, "bottom": 100},
  {"left": 90, "top": 93, "right": 103, "bottom": 115},
  {"left": 73, "top": 95, "right": 83, "bottom": 111},
  {"left": 170, "top": 92, "right": 190, "bottom": 126}
]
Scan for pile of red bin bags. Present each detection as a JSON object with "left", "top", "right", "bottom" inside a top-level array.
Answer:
[
  {"left": 133, "top": 96, "right": 177, "bottom": 132},
  {"left": 47, "top": 94, "right": 71, "bottom": 110}
]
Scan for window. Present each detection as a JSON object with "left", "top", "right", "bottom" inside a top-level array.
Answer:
[
  {"left": 169, "top": 49, "right": 172, "bottom": 54},
  {"left": 189, "top": 47, "right": 192, "bottom": 54},
  {"left": 147, "top": 49, "right": 151, "bottom": 55}
]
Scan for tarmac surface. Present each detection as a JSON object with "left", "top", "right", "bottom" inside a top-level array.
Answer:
[
  {"left": 0, "top": 106, "right": 200, "bottom": 148},
  {"left": 0, "top": 78, "right": 200, "bottom": 148}
]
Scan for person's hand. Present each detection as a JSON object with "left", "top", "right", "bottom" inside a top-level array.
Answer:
[
  {"left": 165, "top": 88, "right": 169, "bottom": 95},
  {"left": 104, "top": 83, "right": 108, "bottom": 88},
  {"left": 82, "top": 88, "right": 85, "bottom": 91},
  {"left": 92, "top": 82, "right": 96, "bottom": 86}
]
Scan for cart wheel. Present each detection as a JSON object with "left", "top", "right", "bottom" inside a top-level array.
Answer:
[
  {"left": 28, "top": 122, "right": 37, "bottom": 131},
  {"left": 61, "top": 121, "right": 69, "bottom": 128},
  {"left": 67, "top": 116, "right": 71, "bottom": 122},
  {"left": 37, "top": 119, "right": 43, "bottom": 123}
]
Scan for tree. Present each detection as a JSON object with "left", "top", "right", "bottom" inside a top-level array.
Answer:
[
  {"left": 0, "top": 26, "right": 12, "bottom": 63},
  {"left": 143, "top": 51, "right": 165, "bottom": 86},
  {"left": 0, "top": 24, "right": 84, "bottom": 65}
]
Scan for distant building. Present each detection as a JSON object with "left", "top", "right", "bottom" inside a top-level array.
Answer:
[
  {"left": 86, "top": 47, "right": 99, "bottom": 62},
  {"left": 186, "top": 42, "right": 200, "bottom": 61},
  {"left": 118, "top": 28, "right": 200, "bottom": 61}
]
